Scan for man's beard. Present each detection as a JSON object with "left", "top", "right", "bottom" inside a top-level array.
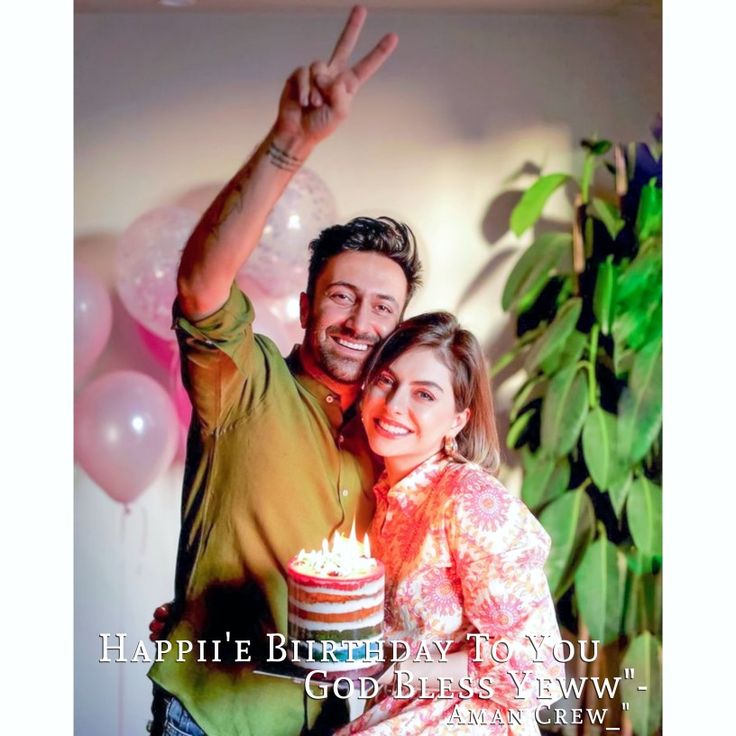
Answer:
[{"left": 306, "top": 318, "right": 379, "bottom": 384}]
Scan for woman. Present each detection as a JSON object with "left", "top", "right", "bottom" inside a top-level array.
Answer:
[{"left": 339, "top": 312, "right": 565, "bottom": 735}]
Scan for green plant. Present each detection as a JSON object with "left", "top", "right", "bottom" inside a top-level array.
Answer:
[{"left": 496, "top": 135, "right": 662, "bottom": 736}]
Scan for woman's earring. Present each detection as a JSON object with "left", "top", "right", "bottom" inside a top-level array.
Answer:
[{"left": 443, "top": 435, "right": 458, "bottom": 457}]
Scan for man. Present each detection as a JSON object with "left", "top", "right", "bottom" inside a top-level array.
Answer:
[{"left": 148, "top": 7, "right": 422, "bottom": 736}]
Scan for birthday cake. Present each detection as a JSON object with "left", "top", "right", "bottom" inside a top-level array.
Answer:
[{"left": 287, "top": 529, "right": 385, "bottom": 671}]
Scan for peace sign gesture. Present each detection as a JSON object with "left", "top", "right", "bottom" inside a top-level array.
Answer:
[{"left": 276, "top": 5, "right": 398, "bottom": 145}]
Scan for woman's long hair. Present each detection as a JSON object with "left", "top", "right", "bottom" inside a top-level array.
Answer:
[{"left": 363, "top": 312, "right": 501, "bottom": 474}]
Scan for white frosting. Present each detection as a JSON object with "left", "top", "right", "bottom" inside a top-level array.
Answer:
[{"left": 291, "top": 547, "right": 378, "bottom": 578}]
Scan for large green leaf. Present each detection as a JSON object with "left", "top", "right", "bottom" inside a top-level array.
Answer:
[
  {"left": 616, "top": 248, "right": 662, "bottom": 310},
  {"left": 579, "top": 141, "right": 611, "bottom": 203},
  {"left": 574, "top": 536, "right": 626, "bottom": 645},
  {"left": 491, "top": 334, "right": 536, "bottom": 377},
  {"left": 626, "top": 477, "right": 662, "bottom": 556},
  {"left": 539, "top": 489, "right": 595, "bottom": 599},
  {"left": 609, "top": 472, "right": 633, "bottom": 521},
  {"left": 541, "top": 365, "right": 589, "bottom": 457},
  {"left": 501, "top": 233, "right": 571, "bottom": 312},
  {"left": 580, "top": 155, "right": 596, "bottom": 204},
  {"left": 507, "top": 408, "right": 535, "bottom": 449},
  {"left": 581, "top": 407, "right": 618, "bottom": 489},
  {"left": 623, "top": 298, "right": 662, "bottom": 352},
  {"left": 540, "top": 329, "right": 586, "bottom": 376},
  {"left": 521, "top": 452, "right": 570, "bottom": 513},
  {"left": 636, "top": 179, "right": 663, "bottom": 240},
  {"left": 613, "top": 342, "right": 635, "bottom": 379},
  {"left": 591, "top": 198, "right": 625, "bottom": 240},
  {"left": 618, "top": 340, "right": 662, "bottom": 464},
  {"left": 593, "top": 258, "right": 615, "bottom": 335},
  {"left": 510, "top": 173, "right": 570, "bottom": 237},
  {"left": 524, "top": 298, "right": 583, "bottom": 374},
  {"left": 621, "top": 632, "right": 662, "bottom": 736},
  {"left": 510, "top": 374, "right": 547, "bottom": 422},
  {"left": 622, "top": 566, "right": 662, "bottom": 639}
]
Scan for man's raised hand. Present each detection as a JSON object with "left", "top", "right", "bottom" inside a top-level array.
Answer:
[{"left": 275, "top": 5, "right": 398, "bottom": 145}]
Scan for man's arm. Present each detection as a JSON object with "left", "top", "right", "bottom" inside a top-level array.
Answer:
[{"left": 176, "top": 5, "right": 398, "bottom": 321}]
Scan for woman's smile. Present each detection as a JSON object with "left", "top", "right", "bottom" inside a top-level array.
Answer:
[{"left": 373, "top": 416, "right": 413, "bottom": 438}]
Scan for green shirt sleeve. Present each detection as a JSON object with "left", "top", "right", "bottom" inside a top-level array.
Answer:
[{"left": 173, "top": 282, "right": 262, "bottom": 433}]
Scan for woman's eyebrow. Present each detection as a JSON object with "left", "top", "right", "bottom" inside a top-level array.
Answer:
[{"left": 409, "top": 380, "right": 444, "bottom": 392}]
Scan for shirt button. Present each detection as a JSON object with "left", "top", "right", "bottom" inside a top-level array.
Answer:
[
  {"left": 341, "top": 489, "right": 349, "bottom": 497},
  {"left": 326, "top": 395, "right": 334, "bottom": 404}
]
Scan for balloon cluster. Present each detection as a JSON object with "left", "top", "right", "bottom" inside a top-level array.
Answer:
[{"left": 74, "top": 168, "right": 337, "bottom": 507}]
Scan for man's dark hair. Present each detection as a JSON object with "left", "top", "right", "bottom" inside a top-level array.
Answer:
[{"left": 306, "top": 216, "right": 423, "bottom": 305}]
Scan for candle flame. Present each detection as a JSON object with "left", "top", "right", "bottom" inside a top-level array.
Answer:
[
  {"left": 322, "top": 526, "right": 369, "bottom": 558},
  {"left": 292, "top": 518, "right": 376, "bottom": 576}
]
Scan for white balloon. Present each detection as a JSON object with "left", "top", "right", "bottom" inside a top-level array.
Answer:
[
  {"left": 115, "top": 206, "right": 200, "bottom": 341},
  {"left": 240, "top": 168, "right": 337, "bottom": 297}
]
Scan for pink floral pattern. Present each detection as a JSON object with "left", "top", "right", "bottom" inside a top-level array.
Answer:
[
  {"left": 337, "top": 453, "right": 566, "bottom": 736},
  {"left": 420, "top": 567, "right": 463, "bottom": 619}
]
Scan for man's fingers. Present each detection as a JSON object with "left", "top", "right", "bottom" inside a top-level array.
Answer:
[
  {"left": 309, "top": 60, "right": 331, "bottom": 107},
  {"left": 310, "top": 88, "right": 324, "bottom": 108},
  {"left": 351, "top": 33, "right": 398, "bottom": 87},
  {"left": 154, "top": 603, "right": 171, "bottom": 620},
  {"left": 328, "top": 5, "right": 367, "bottom": 69},
  {"left": 297, "top": 66, "right": 310, "bottom": 107},
  {"left": 285, "top": 67, "right": 310, "bottom": 108}
]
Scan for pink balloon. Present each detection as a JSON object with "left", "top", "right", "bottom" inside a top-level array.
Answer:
[
  {"left": 75, "top": 371, "right": 179, "bottom": 505},
  {"left": 168, "top": 354, "right": 192, "bottom": 461},
  {"left": 75, "top": 263, "right": 113, "bottom": 385},
  {"left": 137, "top": 322, "right": 178, "bottom": 368},
  {"left": 115, "top": 206, "right": 200, "bottom": 341},
  {"left": 236, "top": 275, "right": 301, "bottom": 355},
  {"left": 239, "top": 167, "right": 337, "bottom": 297},
  {"left": 169, "top": 355, "right": 192, "bottom": 426},
  {"left": 175, "top": 182, "right": 224, "bottom": 216}
]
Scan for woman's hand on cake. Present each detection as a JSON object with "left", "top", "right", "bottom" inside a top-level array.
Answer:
[{"left": 148, "top": 601, "right": 172, "bottom": 642}]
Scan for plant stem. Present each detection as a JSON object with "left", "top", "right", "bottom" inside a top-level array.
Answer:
[
  {"left": 587, "top": 324, "right": 600, "bottom": 408},
  {"left": 581, "top": 154, "right": 595, "bottom": 205}
]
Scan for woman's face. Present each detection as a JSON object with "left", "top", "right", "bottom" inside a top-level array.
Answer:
[{"left": 361, "top": 346, "right": 469, "bottom": 475}]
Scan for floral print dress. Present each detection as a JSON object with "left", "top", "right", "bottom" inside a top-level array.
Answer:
[{"left": 338, "top": 453, "right": 565, "bottom": 735}]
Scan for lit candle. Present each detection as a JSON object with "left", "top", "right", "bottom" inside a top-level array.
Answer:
[{"left": 292, "top": 520, "right": 376, "bottom": 577}]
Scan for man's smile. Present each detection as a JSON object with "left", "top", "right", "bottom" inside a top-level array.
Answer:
[{"left": 331, "top": 335, "right": 373, "bottom": 353}]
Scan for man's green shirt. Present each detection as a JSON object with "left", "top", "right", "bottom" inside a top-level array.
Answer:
[{"left": 149, "top": 284, "right": 379, "bottom": 735}]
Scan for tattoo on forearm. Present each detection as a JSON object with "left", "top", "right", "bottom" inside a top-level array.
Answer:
[
  {"left": 267, "top": 142, "right": 302, "bottom": 172},
  {"left": 207, "top": 178, "right": 247, "bottom": 241},
  {"left": 203, "top": 137, "right": 301, "bottom": 242}
]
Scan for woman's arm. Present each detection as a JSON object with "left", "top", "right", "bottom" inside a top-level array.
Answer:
[{"left": 443, "top": 468, "right": 566, "bottom": 709}]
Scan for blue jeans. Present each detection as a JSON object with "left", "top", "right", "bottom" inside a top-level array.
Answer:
[{"left": 149, "top": 687, "right": 206, "bottom": 736}]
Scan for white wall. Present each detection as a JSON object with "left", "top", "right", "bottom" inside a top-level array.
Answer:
[{"left": 74, "top": 8, "right": 660, "bottom": 734}]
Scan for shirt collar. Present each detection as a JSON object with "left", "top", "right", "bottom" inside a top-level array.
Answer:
[
  {"left": 286, "top": 346, "right": 349, "bottom": 429},
  {"left": 374, "top": 451, "right": 450, "bottom": 509}
]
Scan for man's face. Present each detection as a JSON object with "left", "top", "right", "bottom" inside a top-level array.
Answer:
[{"left": 300, "top": 251, "right": 409, "bottom": 385}]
